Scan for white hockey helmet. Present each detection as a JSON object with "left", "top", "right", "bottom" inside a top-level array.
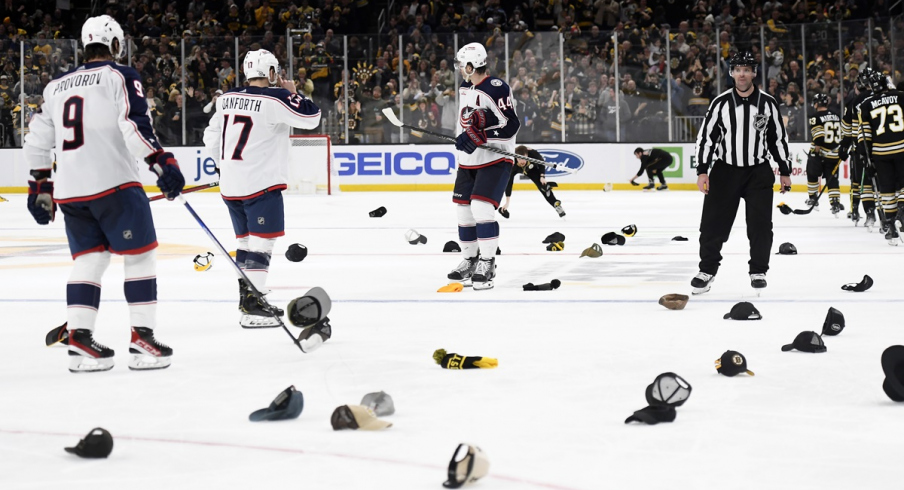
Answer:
[
  {"left": 243, "top": 49, "right": 280, "bottom": 85},
  {"left": 81, "top": 15, "right": 125, "bottom": 59},
  {"left": 455, "top": 43, "right": 488, "bottom": 82}
]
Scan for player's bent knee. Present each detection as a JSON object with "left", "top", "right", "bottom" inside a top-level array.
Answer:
[
  {"left": 71, "top": 251, "right": 112, "bottom": 282},
  {"left": 471, "top": 199, "right": 496, "bottom": 222},
  {"left": 456, "top": 203, "right": 476, "bottom": 226},
  {"left": 124, "top": 249, "right": 156, "bottom": 278}
]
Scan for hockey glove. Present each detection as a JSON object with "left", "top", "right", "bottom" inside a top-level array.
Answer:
[
  {"left": 523, "top": 279, "right": 561, "bottom": 291},
  {"left": 146, "top": 150, "right": 185, "bottom": 200},
  {"left": 455, "top": 126, "right": 486, "bottom": 154},
  {"left": 27, "top": 180, "right": 55, "bottom": 225},
  {"left": 838, "top": 145, "right": 849, "bottom": 162},
  {"left": 463, "top": 108, "right": 498, "bottom": 130},
  {"left": 498, "top": 208, "right": 510, "bottom": 219}
]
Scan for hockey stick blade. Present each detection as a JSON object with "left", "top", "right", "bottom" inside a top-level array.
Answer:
[{"left": 381, "top": 107, "right": 403, "bottom": 127}]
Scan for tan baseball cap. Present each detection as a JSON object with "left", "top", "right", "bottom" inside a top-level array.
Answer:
[{"left": 331, "top": 405, "right": 392, "bottom": 431}]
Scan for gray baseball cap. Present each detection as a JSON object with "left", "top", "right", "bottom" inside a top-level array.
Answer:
[
  {"left": 249, "top": 385, "right": 304, "bottom": 421},
  {"left": 360, "top": 391, "right": 395, "bottom": 416}
]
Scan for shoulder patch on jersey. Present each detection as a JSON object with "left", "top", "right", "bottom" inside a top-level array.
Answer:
[{"left": 491, "top": 79, "right": 503, "bottom": 86}]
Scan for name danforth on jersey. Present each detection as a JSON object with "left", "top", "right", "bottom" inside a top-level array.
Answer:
[{"left": 536, "top": 149, "right": 584, "bottom": 176}]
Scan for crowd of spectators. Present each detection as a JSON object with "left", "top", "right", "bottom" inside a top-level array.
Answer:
[{"left": 0, "top": 0, "right": 902, "bottom": 147}]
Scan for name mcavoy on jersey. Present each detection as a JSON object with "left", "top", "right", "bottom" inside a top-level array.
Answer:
[
  {"left": 870, "top": 95, "right": 900, "bottom": 109},
  {"left": 220, "top": 97, "right": 263, "bottom": 112},
  {"left": 52, "top": 72, "right": 103, "bottom": 95}
]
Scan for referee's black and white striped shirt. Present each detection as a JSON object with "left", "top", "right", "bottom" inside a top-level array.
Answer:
[{"left": 695, "top": 87, "right": 792, "bottom": 176}]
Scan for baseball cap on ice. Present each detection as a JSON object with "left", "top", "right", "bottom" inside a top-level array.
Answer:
[
  {"left": 368, "top": 206, "right": 387, "bottom": 217},
  {"left": 881, "top": 346, "right": 904, "bottom": 402},
  {"left": 249, "top": 385, "right": 304, "bottom": 421},
  {"left": 443, "top": 241, "right": 461, "bottom": 253},
  {"left": 624, "top": 405, "right": 676, "bottom": 425},
  {"left": 645, "top": 372, "right": 692, "bottom": 407},
  {"left": 822, "top": 307, "right": 845, "bottom": 336},
  {"left": 715, "top": 350, "right": 755, "bottom": 376},
  {"left": 601, "top": 232, "right": 626, "bottom": 246},
  {"left": 360, "top": 391, "right": 395, "bottom": 416},
  {"left": 776, "top": 242, "right": 797, "bottom": 255},
  {"left": 331, "top": 405, "right": 392, "bottom": 431},
  {"left": 723, "top": 302, "right": 761, "bottom": 320},
  {"left": 65, "top": 428, "right": 113, "bottom": 458},
  {"left": 781, "top": 331, "right": 827, "bottom": 353},
  {"left": 542, "top": 231, "right": 565, "bottom": 244}
]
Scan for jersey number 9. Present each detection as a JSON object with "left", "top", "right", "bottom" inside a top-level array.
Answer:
[{"left": 62, "top": 96, "right": 85, "bottom": 151}]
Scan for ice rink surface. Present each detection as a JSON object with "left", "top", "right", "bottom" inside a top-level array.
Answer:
[{"left": 1, "top": 188, "right": 902, "bottom": 490}]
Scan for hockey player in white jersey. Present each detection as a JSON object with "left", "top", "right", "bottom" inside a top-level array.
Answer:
[
  {"left": 203, "top": 49, "right": 321, "bottom": 327},
  {"left": 447, "top": 43, "right": 520, "bottom": 290},
  {"left": 24, "top": 15, "right": 184, "bottom": 372}
]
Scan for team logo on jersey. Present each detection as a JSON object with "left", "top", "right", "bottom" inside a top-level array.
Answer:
[
  {"left": 459, "top": 107, "right": 475, "bottom": 128},
  {"left": 753, "top": 114, "right": 769, "bottom": 132},
  {"left": 491, "top": 79, "right": 503, "bottom": 86},
  {"left": 123, "top": 230, "right": 132, "bottom": 240},
  {"left": 257, "top": 217, "right": 266, "bottom": 225},
  {"left": 537, "top": 149, "right": 584, "bottom": 176}
]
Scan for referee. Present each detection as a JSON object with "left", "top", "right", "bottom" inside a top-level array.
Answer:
[{"left": 691, "top": 51, "right": 793, "bottom": 295}]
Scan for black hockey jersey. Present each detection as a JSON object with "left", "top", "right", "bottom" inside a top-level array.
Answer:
[
  {"left": 808, "top": 109, "right": 842, "bottom": 159},
  {"left": 857, "top": 89, "right": 904, "bottom": 159},
  {"left": 840, "top": 89, "right": 871, "bottom": 155}
]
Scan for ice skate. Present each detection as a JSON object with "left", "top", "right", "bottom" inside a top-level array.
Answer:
[
  {"left": 887, "top": 226, "right": 901, "bottom": 246},
  {"left": 657, "top": 184, "right": 669, "bottom": 191},
  {"left": 865, "top": 211, "right": 877, "bottom": 232},
  {"left": 471, "top": 258, "right": 496, "bottom": 291},
  {"left": 553, "top": 201, "right": 566, "bottom": 218},
  {"left": 240, "top": 291, "right": 284, "bottom": 328},
  {"left": 68, "top": 329, "right": 114, "bottom": 373},
  {"left": 850, "top": 208, "right": 860, "bottom": 226},
  {"left": 805, "top": 197, "right": 819, "bottom": 209},
  {"left": 690, "top": 272, "right": 715, "bottom": 295},
  {"left": 750, "top": 273, "right": 767, "bottom": 296},
  {"left": 447, "top": 256, "right": 479, "bottom": 284},
  {"left": 129, "top": 327, "right": 172, "bottom": 370},
  {"left": 642, "top": 183, "right": 655, "bottom": 191},
  {"left": 830, "top": 200, "right": 842, "bottom": 217}
]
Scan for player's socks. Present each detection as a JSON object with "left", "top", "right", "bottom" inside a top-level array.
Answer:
[
  {"left": 68, "top": 329, "right": 114, "bottom": 373},
  {"left": 129, "top": 327, "right": 172, "bottom": 370}
]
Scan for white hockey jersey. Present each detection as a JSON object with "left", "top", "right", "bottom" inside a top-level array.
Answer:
[
  {"left": 203, "top": 86, "right": 321, "bottom": 200},
  {"left": 457, "top": 76, "right": 520, "bottom": 168},
  {"left": 24, "top": 61, "right": 164, "bottom": 202}
]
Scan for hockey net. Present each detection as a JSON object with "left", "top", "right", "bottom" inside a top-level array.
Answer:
[{"left": 287, "top": 134, "right": 339, "bottom": 195}]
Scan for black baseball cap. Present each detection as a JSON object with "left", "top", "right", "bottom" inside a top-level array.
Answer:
[
  {"left": 723, "top": 302, "right": 761, "bottom": 320},
  {"left": 776, "top": 242, "right": 797, "bottom": 255},
  {"left": 625, "top": 405, "right": 676, "bottom": 425},
  {"left": 443, "top": 241, "right": 461, "bottom": 253},
  {"left": 645, "top": 372, "right": 692, "bottom": 407},
  {"left": 285, "top": 243, "right": 307, "bottom": 262},
  {"left": 249, "top": 385, "right": 305, "bottom": 421},
  {"left": 368, "top": 206, "right": 387, "bottom": 217},
  {"left": 841, "top": 274, "right": 873, "bottom": 292},
  {"left": 782, "top": 331, "right": 827, "bottom": 353},
  {"left": 881, "top": 345, "right": 904, "bottom": 402},
  {"left": 715, "top": 350, "right": 755, "bottom": 376},
  {"left": 542, "top": 232, "right": 565, "bottom": 244},
  {"left": 822, "top": 307, "right": 845, "bottom": 336},
  {"left": 621, "top": 224, "right": 637, "bottom": 237},
  {"left": 601, "top": 232, "right": 626, "bottom": 246},
  {"left": 65, "top": 428, "right": 113, "bottom": 458}
]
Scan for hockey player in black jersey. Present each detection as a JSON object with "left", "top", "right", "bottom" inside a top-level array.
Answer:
[
  {"left": 806, "top": 93, "right": 844, "bottom": 216},
  {"left": 840, "top": 69, "right": 877, "bottom": 226},
  {"left": 499, "top": 145, "right": 565, "bottom": 218},
  {"left": 856, "top": 69, "right": 904, "bottom": 245},
  {"left": 630, "top": 147, "right": 673, "bottom": 191}
]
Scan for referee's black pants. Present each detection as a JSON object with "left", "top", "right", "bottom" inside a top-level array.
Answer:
[{"left": 699, "top": 163, "right": 775, "bottom": 276}]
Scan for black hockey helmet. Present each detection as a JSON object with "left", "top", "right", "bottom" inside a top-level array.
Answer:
[
  {"left": 858, "top": 67, "right": 876, "bottom": 92},
  {"left": 729, "top": 51, "right": 757, "bottom": 71},
  {"left": 866, "top": 69, "right": 890, "bottom": 93},
  {"left": 813, "top": 93, "right": 829, "bottom": 107}
]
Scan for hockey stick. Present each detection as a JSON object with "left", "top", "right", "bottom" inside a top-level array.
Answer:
[
  {"left": 149, "top": 181, "right": 218, "bottom": 202},
  {"left": 380, "top": 108, "right": 575, "bottom": 173},
  {"left": 777, "top": 184, "right": 827, "bottom": 215}
]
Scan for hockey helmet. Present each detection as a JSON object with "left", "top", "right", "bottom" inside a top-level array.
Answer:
[
  {"left": 813, "top": 93, "right": 829, "bottom": 107},
  {"left": 866, "top": 69, "right": 891, "bottom": 93},
  {"left": 81, "top": 15, "right": 125, "bottom": 59},
  {"left": 858, "top": 67, "right": 876, "bottom": 92},
  {"left": 729, "top": 51, "right": 757, "bottom": 72},
  {"left": 243, "top": 49, "right": 280, "bottom": 85},
  {"left": 455, "top": 43, "right": 487, "bottom": 82}
]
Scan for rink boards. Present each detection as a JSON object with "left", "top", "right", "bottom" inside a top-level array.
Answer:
[{"left": 0, "top": 142, "right": 847, "bottom": 193}]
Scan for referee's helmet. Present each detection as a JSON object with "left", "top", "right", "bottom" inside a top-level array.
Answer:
[{"left": 729, "top": 51, "right": 757, "bottom": 71}]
